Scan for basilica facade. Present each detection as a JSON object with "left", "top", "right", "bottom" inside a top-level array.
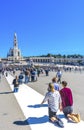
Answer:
[{"left": 7, "top": 33, "right": 22, "bottom": 61}]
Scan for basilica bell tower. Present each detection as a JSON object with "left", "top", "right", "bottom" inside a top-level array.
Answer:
[
  {"left": 7, "top": 33, "right": 22, "bottom": 61},
  {"left": 13, "top": 33, "right": 19, "bottom": 58}
]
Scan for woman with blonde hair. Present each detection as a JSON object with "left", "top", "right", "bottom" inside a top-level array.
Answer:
[{"left": 41, "top": 83, "right": 64, "bottom": 127}]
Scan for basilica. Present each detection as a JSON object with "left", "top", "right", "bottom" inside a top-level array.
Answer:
[
  {"left": 6, "top": 33, "right": 84, "bottom": 66},
  {"left": 7, "top": 33, "right": 22, "bottom": 61}
]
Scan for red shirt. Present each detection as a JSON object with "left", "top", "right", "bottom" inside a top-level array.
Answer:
[{"left": 60, "top": 87, "right": 73, "bottom": 108}]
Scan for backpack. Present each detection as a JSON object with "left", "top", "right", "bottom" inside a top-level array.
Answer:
[{"left": 19, "top": 75, "right": 23, "bottom": 79}]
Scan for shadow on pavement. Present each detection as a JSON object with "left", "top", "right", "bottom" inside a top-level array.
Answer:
[
  {"left": 28, "top": 104, "right": 48, "bottom": 108},
  {"left": 13, "top": 115, "right": 48, "bottom": 125},
  {"left": 0, "top": 91, "right": 13, "bottom": 94}
]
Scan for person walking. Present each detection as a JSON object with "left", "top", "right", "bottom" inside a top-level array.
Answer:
[
  {"left": 12, "top": 75, "right": 19, "bottom": 93},
  {"left": 24, "top": 68, "right": 30, "bottom": 83},
  {"left": 56, "top": 69, "right": 62, "bottom": 84},
  {"left": 41, "top": 83, "right": 64, "bottom": 127},
  {"left": 18, "top": 72, "right": 24, "bottom": 84}
]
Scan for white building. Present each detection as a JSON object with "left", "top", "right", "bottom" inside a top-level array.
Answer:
[{"left": 7, "top": 33, "right": 22, "bottom": 61}]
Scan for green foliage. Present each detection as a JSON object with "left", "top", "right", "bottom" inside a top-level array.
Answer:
[{"left": 24, "top": 53, "right": 83, "bottom": 58}]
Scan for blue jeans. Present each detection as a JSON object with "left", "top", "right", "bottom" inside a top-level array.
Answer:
[
  {"left": 14, "top": 87, "right": 19, "bottom": 93},
  {"left": 25, "top": 76, "right": 29, "bottom": 83}
]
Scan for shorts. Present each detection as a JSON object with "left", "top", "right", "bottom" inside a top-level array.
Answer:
[
  {"left": 63, "top": 106, "right": 73, "bottom": 117},
  {"left": 49, "top": 107, "right": 57, "bottom": 119}
]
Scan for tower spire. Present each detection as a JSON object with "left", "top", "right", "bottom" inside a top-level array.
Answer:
[
  {"left": 14, "top": 33, "right": 18, "bottom": 48},
  {"left": 7, "top": 33, "right": 22, "bottom": 61}
]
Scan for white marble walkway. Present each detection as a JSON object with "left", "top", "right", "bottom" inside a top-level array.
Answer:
[{"left": 5, "top": 73, "right": 84, "bottom": 130}]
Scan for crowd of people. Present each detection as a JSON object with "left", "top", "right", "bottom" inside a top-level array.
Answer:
[{"left": 0, "top": 65, "right": 81, "bottom": 128}]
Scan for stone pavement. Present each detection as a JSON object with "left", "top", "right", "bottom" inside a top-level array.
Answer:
[
  {"left": 27, "top": 71, "right": 84, "bottom": 120},
  {"left": 0, "top": 75, "right": 31, "bottom": 130},
  {"left": 5, "top": 73, "right": 84, "bottom": 130}
]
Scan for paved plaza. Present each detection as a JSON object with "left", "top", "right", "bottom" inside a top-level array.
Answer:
[
  {"left": 0, "top": 70, "right": 84, "bottom": 129},
  {"left": 0, "top": 75, "right": 31, "bottom": 130}
]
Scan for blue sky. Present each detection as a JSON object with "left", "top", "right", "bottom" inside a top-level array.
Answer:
[{"left": 0, "top": 0, "right": 84, "bottom": 58}]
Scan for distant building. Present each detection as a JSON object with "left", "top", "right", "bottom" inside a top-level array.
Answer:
[
  {"left": 7, "top": 33, "right": 23, "bottom": 61},
  {"left": 4, "top": 32, "right": 84, "bottom": 66},
  {"left": 26, "top": 56, "right": 84, "bottom": 66}
]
